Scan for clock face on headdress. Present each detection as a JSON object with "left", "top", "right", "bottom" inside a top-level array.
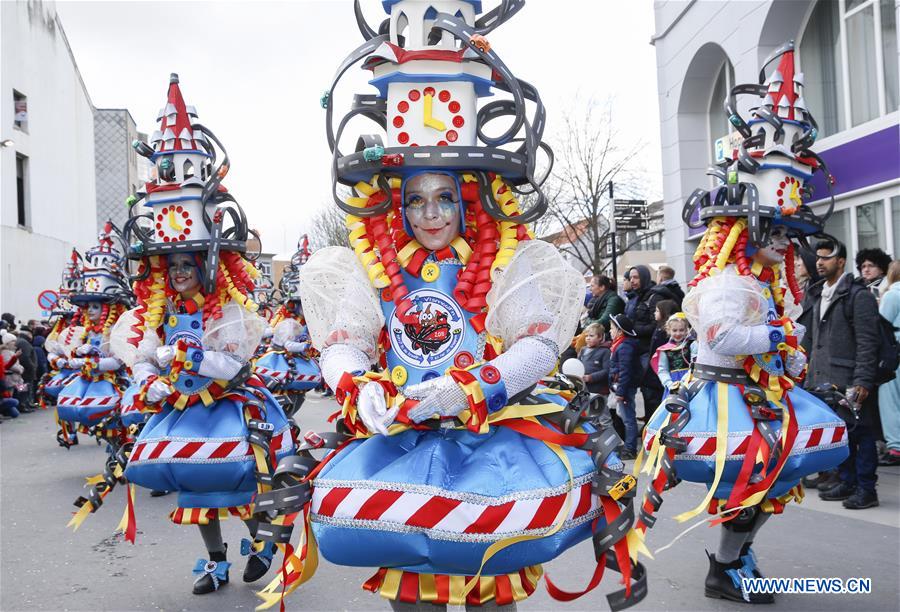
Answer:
[
  {"left": 84, "top": 277, "right": 101, "bottom": 293},
  {"left": 387, "top": 83, "right": 473, "bottom": 147},
  {"left": 154, "top": 204, "right": 195, "bottom": 243},
  {"left": 777, "top": 176, "right": 802, "bottom": 215}
]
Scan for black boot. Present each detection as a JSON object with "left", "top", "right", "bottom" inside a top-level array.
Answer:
[
  {"left": 242, "top": 538, "right": 276, "bottom": 583},
  {"left": 192, "top": 546, "right": 230, "bottom": 595},
  {"left": 704, "top": 550, "right": 774, "bottom": 604}
]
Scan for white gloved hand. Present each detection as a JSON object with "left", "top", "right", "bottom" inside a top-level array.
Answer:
[
  {"left": 67, "top": 358, "right": 86, "bottom": 369},
  {"left": 404, "top": 375, "right": 467, "bottom": 423},
  {"left": 785, "top": 351, "right": 807, "bottom": 378},
  {"left": 156, "top": 346, "right": 176, "bottom": 367},
  {"left": 75, "top": 344, "right": 96, "bottom": 356},
  {"left": 357, "top": 382, "right": 399, "bottom": 435},
  {"left": 146, "top": 379, "right": 173, "bottom": 403}
]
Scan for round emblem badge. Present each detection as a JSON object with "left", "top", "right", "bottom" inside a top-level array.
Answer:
[{"left": 389, "top": 288, "right": 465, "bottom": 367}]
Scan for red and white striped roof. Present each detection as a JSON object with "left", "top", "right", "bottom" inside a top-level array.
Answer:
[{"left": 149, "top": 73, "right": 206, "bottom": 154}]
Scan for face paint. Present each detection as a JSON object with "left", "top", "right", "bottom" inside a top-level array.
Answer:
[
  {"left": 404, "top": 173, "right": 461, "bottom": 251},
  {"left": 754, "top": 225, "right": 790, "bottom": 266},
  {"left": 86, "top": 302, "right": 103, "bottom": 323},
  {"left": 168, "top": 253, "right": 201, "bottom": 296}
]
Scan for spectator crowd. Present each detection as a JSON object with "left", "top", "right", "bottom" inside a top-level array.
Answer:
[
  {"left": 1, "top": 313, "right": 51, "bottom": 420},
  {"left": 571, "top": 247, "right": 900, "bottom": 507}
]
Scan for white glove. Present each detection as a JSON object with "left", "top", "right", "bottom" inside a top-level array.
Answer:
[
  {"left": 76, "top": 344, "right": 96, "bottom": 356},
  {"left": 156, "top": 346, "right": 176, "bottom": 367},
  {"left": 146, "top": 379, "right": 173, "bottom": 403},
  {"left": 67, "top": 358, "right": 86, "bottom": 369},
  {"left": 283, "top": 340, "right": 310, "bottom": 355},
  {"left": 405, "top": 375, "right": 467, "bottom": 423},
  {"left": 132, "top": 361, "right": 160, "bottom": 385},
  {"left": 785, "top": 351, "right": 807, "bottom": 378},
  {"left": 357, "top": 382, "right": 399, "bottom": 435}
]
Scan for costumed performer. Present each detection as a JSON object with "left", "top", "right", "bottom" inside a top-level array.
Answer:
[
  {"left": 636, "top": 42, "right": 850, "bottom": 604},
  {"left": 253, "top": 2, "right": 648, "bottom": 610}
]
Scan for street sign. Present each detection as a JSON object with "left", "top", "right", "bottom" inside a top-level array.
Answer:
[
  {"left": 614, "top": 205, "right": 646, "bottom": 216},
  {"left": 37, "top": 289, "right": 59, "bottom": 311},
  {"left": 714, "top": 131, "right": 744, "bottom": 163},
  {"left": 616, "top": 218, "right": 649, "bottom": 230}
]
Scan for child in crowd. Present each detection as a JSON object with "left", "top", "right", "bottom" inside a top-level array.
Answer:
[
  {"left": 578, "top": 323, "right": 611, "bottom": 395},
  {"left": 609, "top": 314, "right": 641, "bottom": 459},
  {"left": 653, "top": 312, "right": 697, "bottom": 391}
]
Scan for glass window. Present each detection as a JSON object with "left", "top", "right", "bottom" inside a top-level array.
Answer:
[
  {"left": 856, "top": 200, "right": 885, "bottom": 250},
  {"left": 846, "top": 0, "right": 868, "bottom": 11},
  {"left": 800, "top": 0, "right": 845, "bottom": 135},
  {"left": 892, "top": 196, "right": 900, "bottom": 255},
  {"left": 16, "top": 153, "right": 28, "bottom": 227},
  {"left": 824, "top": 208, "right": 852, "bottom": 271},
  {"left": 846, "top": 5, "right": 880, "bottom": 125},
  {"left": 13, "top": 90, "right": 27, "bottom": 132},
  {"left": 882, "top": 0, "right": 899, "bottom": 113}
]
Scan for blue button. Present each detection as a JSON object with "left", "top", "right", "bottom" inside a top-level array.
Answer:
[
  {"left": 422, "top": 371, "right": 440, "bottom": 381},
  {"left": 488, "top": 393, "right": 506, "bottom": 412},
  {"left": 774, "top": 358, "right": 782, "bottom": 369},
  {"left": 192, "top": 351, "right": 204, "bottom": 363},
  {"left": 191, "top": 320, "right": 201, "bottom": 329},
  {"left": 184, "top": 379, "right": 194, "bottom": 388},
  {"left": 769, "top": 330, "right": 783, "bottom": 342}
]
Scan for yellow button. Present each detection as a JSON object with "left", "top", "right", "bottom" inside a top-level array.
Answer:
[
  {"left": 777, "top": 343, "right": 788, "bottom": 352},
  {"left": 391, "top": 365, "right": 408, "bottom": 386},
  {"left": 762, "top": 288, "right": 772, "bottom": 299},
  {"left": 421, "top": 263, "right": 440, "bottom": 282},
  {"left": 184, "top": 361, "right": 194, "bottom": 371},
  {"left": 170, "top": 373, "right": 179, "bottom": 382},
  {"left": 168, "top": 315, "right": 178, "bottom": 328}
]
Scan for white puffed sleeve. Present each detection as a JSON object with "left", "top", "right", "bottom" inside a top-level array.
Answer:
[
  {"left": 273, "top": 318, "right": 303, "bottom": 348},
  {"left": 202, "top": 301, "right": 267, "bottom": 362},
  {"left": 110, "top": 308, "right": 162, "bottom": 368},
  {"left": 682, "top": 266, "right": 771, "bottom": 356},
  {"left": 298, "top": 247, "right": 384, "bottom": 360},
  {"left": 61, "top": 326, "right": 87, "bottom": 357},
  {"left": 485, "top": 240, "right": 584, "bottom": 352}
]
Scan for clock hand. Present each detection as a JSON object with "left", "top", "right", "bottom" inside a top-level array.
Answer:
[
  {"left": 423, "top": 94, "right": 446, "bottom": 132},
  {"left": 168, "top": 209, "right": 184, "bottom": 231}
]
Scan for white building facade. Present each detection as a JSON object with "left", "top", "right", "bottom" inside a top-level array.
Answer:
[
  {"left": 1, "top": 0, "right": 98, "bottom": 321},
  {"left": 653, "top": 0, "right": 899, "bottom": 281}
]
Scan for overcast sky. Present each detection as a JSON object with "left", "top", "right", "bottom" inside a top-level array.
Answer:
[{"left": 57, "top": 0, "right": 662, "bottom": 259}]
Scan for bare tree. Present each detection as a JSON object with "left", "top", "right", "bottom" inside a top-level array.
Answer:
[
  {"left": 308, "top": 204, "right": 351, "bottom": 250},
  {"left": 539, "top": 98, "right": 646, "bottom": 276}
]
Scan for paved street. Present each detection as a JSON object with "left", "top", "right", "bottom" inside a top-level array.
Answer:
[{"left": 2, "top": 394, "right": 898, "bottom": 611}]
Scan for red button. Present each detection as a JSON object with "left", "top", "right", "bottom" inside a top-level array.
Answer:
[
  {"left": 480, "top": 365, "right": 501, "bottom": 384},
  {"left": 454, "top": 351, "right": 474, "bottom": 369}
]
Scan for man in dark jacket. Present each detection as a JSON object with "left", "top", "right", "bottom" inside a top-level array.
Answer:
[
  {"left": 655, "top": 265, "right": 685, "bottom": 308},
  {"left": 800, "top": 239, "right": 881, "bottom": 509},
  {"left": 624, "top": 265, "right": 676, "bottom": 418},
  {"left": 584, "top": 275, "right": 625, "bottom": 334}
]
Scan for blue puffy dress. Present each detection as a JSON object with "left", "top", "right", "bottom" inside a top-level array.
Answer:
[
  {"left": 255, "top": 319, "right": 321, "bottom": 392},
  {"left": 124, "top": 309, "right": 295, "bottom": 513},
  {"left": 643, "top": 275, "right": 849, "bottom": 509},
  {"left": 57, "top": 331, "right": 124, "bottom": 428},
  {"left": 311, "top": 258, "right": 620, "bottom": 581}
]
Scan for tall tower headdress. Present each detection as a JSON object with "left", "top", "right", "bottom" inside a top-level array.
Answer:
[
  {"left": 124, "top": 74, "right": 254, "bottom": 292},
  {"left": 324, "top": 0, "right": 551, "bottom": 223},
  {"left": 70, "top": 221, "right": 132, "bottom": 305},
  {"left": 683, "top": 42, "right": 835, "bottom": 248}
]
